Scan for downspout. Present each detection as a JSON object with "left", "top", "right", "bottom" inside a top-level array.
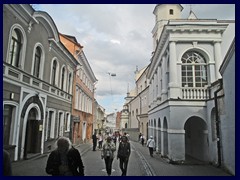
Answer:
[{"left": 214, "top": 78, "right": 223, "bottom": 167}]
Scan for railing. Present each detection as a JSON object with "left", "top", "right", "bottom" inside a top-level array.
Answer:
[{"left": 182, "top": 87, "right": 209, "bottom": 100}]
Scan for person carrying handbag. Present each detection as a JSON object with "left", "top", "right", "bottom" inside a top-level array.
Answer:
[
  {"left": 146, "top": 136, "right": 155, "bottom": 157},
  {"left": 101, "top": 136, "right": 116, "bottom": 176}
]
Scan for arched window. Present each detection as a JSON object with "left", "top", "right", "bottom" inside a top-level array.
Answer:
[
  {"left": 68, "top": 73, "right": 72, "bottom": 93},
  {"left": 61, "top": 67, "right": 65, "bottom": 90},
  {"left": 51, "top": 60, "right": 57, "bottom": 86},
  {"left": 33, "top": 47, "right": 41, "bottom": 78},
  {"left": 181, "top": 51, "right": 208, "bottom": 87},
  {"left": 9, "top": 29, "right": 22, "bottom": 67}
]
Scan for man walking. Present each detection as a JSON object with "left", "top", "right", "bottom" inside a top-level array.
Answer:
[
  {"left": 117, "top": 136, "right": 131, "bottom": 176},
  {"left": 146, "top": 136, "right": 155, "bottom": 157},
  {"left": 92, "top": 132, "right": 97, "bottom": 151}
]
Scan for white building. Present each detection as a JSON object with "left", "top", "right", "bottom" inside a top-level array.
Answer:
[
  {"left": 147, "top": 3, "right": 235, "bottom": 169},
  {"left": 218, "top": 38, "right": 235, "bottom": 175},
  {"left": 106, "top": 113, "right": 117, "bottom": 134}
]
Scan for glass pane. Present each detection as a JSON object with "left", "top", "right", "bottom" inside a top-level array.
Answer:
[
  {"left": 195, "top": 77, "right": 201, "bottom": 82},
  {"left": 196, "top": 83, "right": 201, "bottom": 87},
  {"left": 187, "top": 71, "right": 193, "bottom": 76},
  {"left": 187, "top": 77, "right": 193, "bottom": 82},
  {"left": 195, "top": 71, "right": 200, "bottom": 76},
  {"left": 188, "top": 83, "right": 193, "bottom": 87}
]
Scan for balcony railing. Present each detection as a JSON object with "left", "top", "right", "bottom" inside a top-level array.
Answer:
[{"left": 182, "top": 87, "right": 209, "bottom": 100}]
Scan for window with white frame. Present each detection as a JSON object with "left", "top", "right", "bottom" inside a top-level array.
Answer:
[
  {"left": 33, "top": 46, "right": 42, "bottom": 78},
  {"left": 9, "top": 29, "right": 22, "bottom": 67},
  {"left": 51, "top": 60, "right": 57, "bottom": 86},
  {"left": 181, "top": 51, "right": 208, "bottom": 87},
  {"left": 68, "top": 73, "right": 72, "bottom": 94},
  {"left": 64, "top": 113, "right": 70, "bottom": 132},
  {"left": 61, "top": 67, "right": 65, "bottom": 90},
  {"left": 47, "top": 111, "right": 55, "bottom": 139}
]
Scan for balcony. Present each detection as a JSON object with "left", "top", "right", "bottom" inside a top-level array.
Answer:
[{"left": 181, "top": 87, "right": 209, "bottom": 100}]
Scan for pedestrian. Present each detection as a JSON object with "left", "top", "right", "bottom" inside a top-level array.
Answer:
[
  {"left": 92, "top": 132, "right": 97, "bottom": 151},
  {"left": 146, "top": 136, "right": 155, "bottom": 157},
  {"left": 46, "top": 137, "right": 84, "bottom": 176},
  {"left": 98, "top": 132, "right": 103, "bottom": 150},
  {"left": 138, "top": 133, "right": 142, "bottom": 142},
  {"left": 101, "top": 136, "right": 116, "bottom": 176},
  {"left": 3, "top": 149, "right": 12, "bottom": 176},
  {"left": 117, "top": 136, "right": 131, "bottom": 176},
  {"left": 141, "top": 135, "right": 145, "bottom": 146}
]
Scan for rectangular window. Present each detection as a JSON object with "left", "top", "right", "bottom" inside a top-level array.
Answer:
[{"left": 169, "top": 9, "right": 174, "bottom": 15}]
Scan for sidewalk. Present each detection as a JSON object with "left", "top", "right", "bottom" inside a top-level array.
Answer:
[{"left": 130, "top": 140, "right": 231, "bottom": 176}]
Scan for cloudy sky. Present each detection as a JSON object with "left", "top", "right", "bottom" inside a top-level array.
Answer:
[{"left": 35, "top": 4, "right": 235, "bottom": 114}]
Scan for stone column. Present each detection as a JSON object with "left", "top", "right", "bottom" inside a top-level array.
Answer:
[
  {"left": 161, "top": 56, "right": 168, "bottom": 101},
  {"left": 157, "top": 65, "right": 161, "bottom": 99},
  {"left": 168, "top": 129, "right": 185, "bottom": 162},
  {"left": 169, "top": 41, "right": 180, "bottom": 99}
]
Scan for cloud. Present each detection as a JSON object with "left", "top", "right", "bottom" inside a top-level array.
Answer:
[{"left": 36, "top": 4, "right": 235, "bottom": 113}]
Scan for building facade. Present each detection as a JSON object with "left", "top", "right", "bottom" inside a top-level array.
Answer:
[
  {"left": 147, "top": 4, "right": 235, "bottom": 169},
  {"left": 3, "top": 4, "right": 79, "bottom": 161},
  {"left": 60, "top": 34, "right": 97, "bottom": 144},
  {"left": 218, "top": 38, "right": 235, "bottom": 174},
  {"left": 125, "top": 66, "right": 149, "bottom": 141},
  {"left": 93, "top": 101, "right": 106, "bottom": 133}
]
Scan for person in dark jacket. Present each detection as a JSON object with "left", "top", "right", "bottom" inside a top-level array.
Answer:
[
  {"left": 117, "top": 136, "right": 131, "bottom": 176},
  {"left": 3, "top": 149, "right": 12, "bottom": 176},
  {"left": 92, "top": 132, "right": 97, "bottom": 151},
  {"left": 46, "top": 137, "right": 84, "bottom": 176}
]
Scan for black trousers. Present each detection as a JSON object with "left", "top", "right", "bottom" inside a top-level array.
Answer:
[
  {"left": 148, "top": 147, "right": 154, "bottom": 157},
  {"left": 93, "top": 142, "right": 97, "bottom": 151},
  {"left": 119, "top": 157, "right": 129, "bottom": 176},
  {"left": 104, "top": 157, "right": 113, "bottom": 175},
  {"left": 98, "top": 141, "right": 103, "bottom": 149}
]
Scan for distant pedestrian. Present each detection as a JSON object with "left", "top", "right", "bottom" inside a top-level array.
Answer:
[
  {"left": 117, "top": 136, "right": 131, "bottom": 176},
  {"left": 3, "top": 149, "right": 12, "bottom": 176},
  {"left": 140, "top": 135, "right": 145, "bottom": 146},
  {"left": 101, "top": 136, "right": 116, "bottom": 176},
  {"left": 46, "top": 137, "right": 84, "bottom": 176},
  {"left": 139, "top": 133, "right": 142, "bottom": 142},
  {"left": 92, "top": 132, "right": 97, "bottom": 151},
  {"left": 98, "top": 133, "right": 103, "bottom": 150},
  {"left": 146, "top": 136, "right": 155, "bottom": 157}
]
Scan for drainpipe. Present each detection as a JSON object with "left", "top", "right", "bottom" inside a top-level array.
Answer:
[{"left": 214, "top": 78, "right": 223, "bottom": 167}]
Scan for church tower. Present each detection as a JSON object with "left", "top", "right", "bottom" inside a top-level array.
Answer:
[{"left": 152, "top": 4, "right": 183, "bottom": 51}]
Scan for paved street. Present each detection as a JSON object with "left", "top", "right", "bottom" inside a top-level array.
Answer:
[{"left": 12, "top": 140, "right": 231, "bottom": 176}]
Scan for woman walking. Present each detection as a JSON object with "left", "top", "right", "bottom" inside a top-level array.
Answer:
[{"left": 101, "top": 136, "right": 116, "bottom": 176}]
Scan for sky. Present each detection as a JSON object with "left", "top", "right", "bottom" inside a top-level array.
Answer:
[{"left": 34, "top": 4, "right": 235, "bottom": 114}]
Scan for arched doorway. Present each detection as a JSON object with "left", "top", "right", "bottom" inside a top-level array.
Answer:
[
  {"left": 24, "top": 108, "right": 43, "bottom": 159},
  {"left": 184, "top": 116, "right": 208, "bottom": 162}
]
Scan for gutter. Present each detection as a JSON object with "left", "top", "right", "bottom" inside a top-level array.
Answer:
[{"left": 214, "top": 78, "right": 223, "bottom": 167}]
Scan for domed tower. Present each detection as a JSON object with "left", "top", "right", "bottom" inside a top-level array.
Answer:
[{"left": 152, "top": 4, "right": 183, "bottom": 51}]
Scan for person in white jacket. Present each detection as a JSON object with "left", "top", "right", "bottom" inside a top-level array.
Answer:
[{"left": 146, "top": 136, "right": 155, "bottom": 157}]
